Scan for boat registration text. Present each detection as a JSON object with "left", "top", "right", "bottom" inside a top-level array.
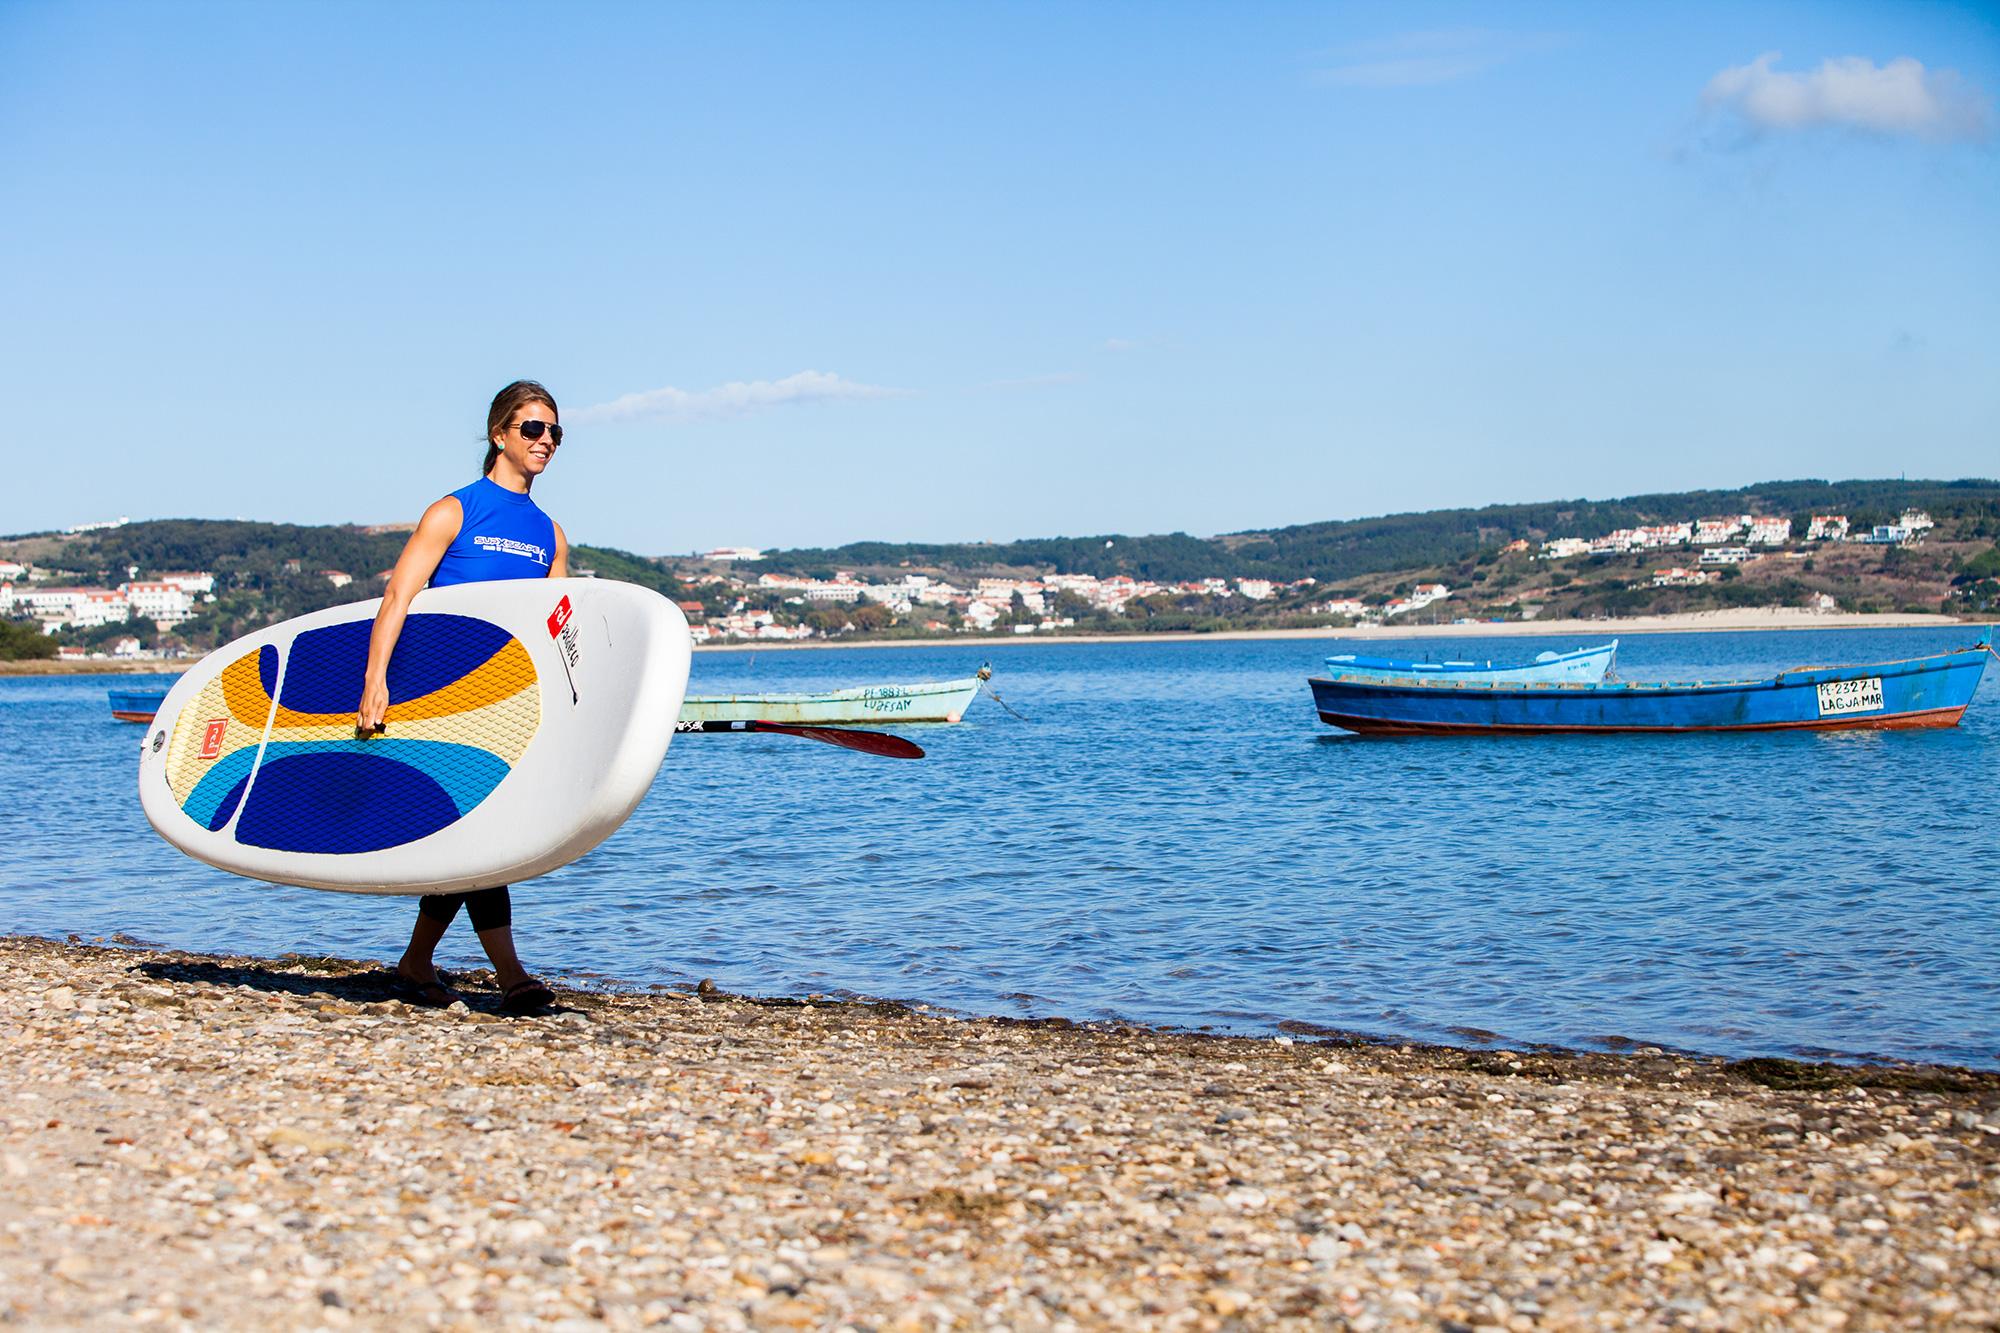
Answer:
[{"left": 1816, "top": 677, "right": 1884, "bottom": 717}]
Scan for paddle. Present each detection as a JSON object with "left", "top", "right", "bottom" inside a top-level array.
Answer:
[{"left": 675, "top": 719, "right": 925, "bottom": 760}]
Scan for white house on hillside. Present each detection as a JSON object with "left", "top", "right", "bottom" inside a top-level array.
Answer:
[{"left": 1744, "top": 516, "right": 1792, "bottom": 546}]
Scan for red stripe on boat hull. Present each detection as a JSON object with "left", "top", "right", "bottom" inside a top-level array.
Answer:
[
  {"left": 110, "top": 710, "right": 158, "bottom": 723},
  {"left": 1316, "top": 705, "right": 1969, "bottom": 736}
]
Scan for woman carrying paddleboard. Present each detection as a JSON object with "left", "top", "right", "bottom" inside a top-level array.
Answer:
[{"left": 358, "top": 380, "right": 570, "bottom": 1014}]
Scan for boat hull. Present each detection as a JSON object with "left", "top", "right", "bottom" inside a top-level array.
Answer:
[
  {"left": 108, "top": 689, "right": 168, "bottom": 724},
  {"left": 1314, "top": 703, "right": 1971, "bottom": 736},
  {"left": 679, "top": 677, "right": 981, "bottom": 726},
  {"left": 1310, "top": 642, "right": 1989, "bottom": 736}
]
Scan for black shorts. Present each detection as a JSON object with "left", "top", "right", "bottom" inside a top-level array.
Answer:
[{"left": 417, "top": 886, "right": 512, "bottom": 932}]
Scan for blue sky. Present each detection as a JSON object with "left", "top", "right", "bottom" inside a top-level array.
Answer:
[{"left": 4, "top": 1, "right": 1995, "bottom": 554}]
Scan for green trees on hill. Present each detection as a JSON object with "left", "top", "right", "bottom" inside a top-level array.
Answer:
[
  {"left": 568, "top": 545, "right": 686, "bottom": 597},
  {"left": 76, "top": 520, "right": 409, "bottom": 588},
  {"left": 1960, "top": 546, "right": 2000, "bottom": 582},
  {"left": 756, "top": 478, "right": 2000, "bottom": 584},
  {"left": 0, "top": 618, "right": 57, "bottom": 661}
]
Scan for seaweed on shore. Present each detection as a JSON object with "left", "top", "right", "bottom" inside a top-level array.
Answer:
[{"left": 1725, "top": 1056, "right": 1999, "bottom": 1095}]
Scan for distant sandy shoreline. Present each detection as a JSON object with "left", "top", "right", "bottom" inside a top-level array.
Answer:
[
  {"left": 2, "top": 610, "right": 1981, "bottom": 676},
  {"left": 0, "top": 659, "right": 192, "bottom": 677},
  {"left": 693, "top": 608, "right": 1974, "bottom": 653}
]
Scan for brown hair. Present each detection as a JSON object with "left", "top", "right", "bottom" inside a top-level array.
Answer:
[{"left": 481, "top": 380, "right": 559, "bottom": 476}]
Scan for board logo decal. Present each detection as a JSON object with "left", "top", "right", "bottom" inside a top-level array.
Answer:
[
  {"left": 166, "top": 646, "right": 278, "bottom": 832},
  {"left": 547, "top": 596, "right": 581, "bottom": 704}
]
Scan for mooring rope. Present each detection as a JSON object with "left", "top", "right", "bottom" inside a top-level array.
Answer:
[{"left": 977, "top": 662, "right": 1032, "bottom": 721}]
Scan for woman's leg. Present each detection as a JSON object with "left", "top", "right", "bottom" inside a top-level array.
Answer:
[
  {"left": 399, "top": 894, "right": 463, "bottom": 984},
  {"left": 464, "top": 887, "right": 534, "bottom": 992}
]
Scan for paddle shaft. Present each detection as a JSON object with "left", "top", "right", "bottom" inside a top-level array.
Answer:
[
  {"left": 360, "top": 718, "right": 922, "bottom": 758},
  {"left": 675, "top": 719, "right": 925, "bottom": 760}
]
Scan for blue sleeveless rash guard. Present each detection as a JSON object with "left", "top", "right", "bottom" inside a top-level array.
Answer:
[{"left": 429, "top": 477, "right": 557, "bottom": 587}]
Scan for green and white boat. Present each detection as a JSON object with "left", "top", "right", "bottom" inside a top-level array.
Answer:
[{"left": 677, "top": 674, "right": 985, "bottom": 727}]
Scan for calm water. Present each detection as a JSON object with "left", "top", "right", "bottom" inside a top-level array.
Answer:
[{"left": 4, "top": 626, "right": 1996, "bottom": 1067}]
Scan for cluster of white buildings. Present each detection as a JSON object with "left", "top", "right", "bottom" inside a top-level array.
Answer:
[
  {"left": 1305, "top": 582, "right": 1450, "bottom": 622},
  {"left": 674, "top": 565, "right": 1337, "bottom": 639},
  {"left": 1540, "top": 509, "right": 1934, "bottom": 560},
  {"left": 753, "top": 569, "right": 1314, "bottom": 614},
  {"left": 1852, "top": 510, "right": 1936, "bottom": 545},
  {"left": 1540, "top": 514, "right": 1791, "bottom": 559},
  {"left": 684, "top": 607, "right": 817, "bottom": 645},
  {"left": 1381, "top": 583, "right": 1451, "bottom": 619},
  {"left": 0, "top": 569, "right": 214, "bottom": 635},
  {"left": 1796, "top": 512, "right": 1936, "bottom": 545}
]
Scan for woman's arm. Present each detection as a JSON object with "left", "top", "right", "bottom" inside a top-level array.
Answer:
[
  {"left": 548, "top": 521, "right": 569, "bottom": 578},
  {"left": 357, "top": 497, "right": 462, "bottom": 731}
]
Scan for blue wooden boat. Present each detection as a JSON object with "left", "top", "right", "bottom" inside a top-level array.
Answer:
[
  {"left": 1309, "top": 633, "right": 1992, "bottom": 735},
  {"left": 108, "top": 688, "right": 168, "bottom": 723},
  {"left": 1324, "top": 640, "right": 1615, "bottom": 685}
]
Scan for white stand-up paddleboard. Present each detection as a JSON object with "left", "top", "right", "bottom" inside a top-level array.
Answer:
[{"left": 139, "top": 579, "right": 690, "bottom": 895}]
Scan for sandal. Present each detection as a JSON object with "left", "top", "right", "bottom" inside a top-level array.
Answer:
[
  {"left": 500, "top": 978, "right": 556, "bottom": 1015},
  {"left": 388, "top": 970, "right": 462, "bottom": 1009}
]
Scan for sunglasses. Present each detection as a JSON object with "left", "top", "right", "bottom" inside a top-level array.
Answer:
[{"left": 515, "top": 419, "right": 564, "bottom": 446}]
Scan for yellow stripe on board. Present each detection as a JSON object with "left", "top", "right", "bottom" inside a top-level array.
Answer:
[
  {"left": 270, "top": 638, "right": 539, "bottom": 730},
  {"left": 220, "top": 650, "right": 278, "bottom": 726},
  {"left": 267, "top": 678, "right": 541, "bottom": 766}
]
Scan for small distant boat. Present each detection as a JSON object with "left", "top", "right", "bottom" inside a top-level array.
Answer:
[
  {"left": 1310, "top": 634, "right": 1992, "bottom": 736},
  {"left": 678, "top": 674, "right": 984, "bottom": 728},
  {"left": 1324, "top": 641, "right": 1615, "bottom": 685},
  {"left": 108, "top": 688, "right": 168, "bottom": 723}
]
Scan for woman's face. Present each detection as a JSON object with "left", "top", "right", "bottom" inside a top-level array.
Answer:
[{"left": 494, "top": 402, "right": 561, "bottom": 477}]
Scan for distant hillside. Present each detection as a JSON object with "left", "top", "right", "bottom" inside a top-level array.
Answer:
[
  {"left": 6, "top": 478, "right": 1996, "bottom": 658},
  {"left": 755, "top": 478, "right": 2000, "bottom": 583},
  {"left": 0, "top": 519, "right": 683, "bottom": 651}
]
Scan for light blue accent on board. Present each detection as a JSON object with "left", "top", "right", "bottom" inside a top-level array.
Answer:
[
  {"left": 248, "top": 738, "right": 512, "bottom": 815},
  {"left": 181, "top": 747, "right": 261, "bottom": 829}
]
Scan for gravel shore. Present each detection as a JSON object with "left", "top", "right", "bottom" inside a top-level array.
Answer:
[{"left": 5, "top": 936, "right": 1997, "bottom": 1330}]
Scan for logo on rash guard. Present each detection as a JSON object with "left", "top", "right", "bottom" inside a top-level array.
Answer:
[{"left": 472, "top": 534, "right": 549, "bottom": 565}]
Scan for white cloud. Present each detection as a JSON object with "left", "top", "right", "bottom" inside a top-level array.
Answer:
[
  {"left": 1103, "top": 337, "right": 1137, "bottom": 352},
  {"left": 1702, "top": 53, "right": 1990, "bottom": 141},
  {"left": 575, "top": 370, "right": 908, "bottom": 425},
  {"left": 1314, "top": 29, "right": 1561, "bottom": 89}
]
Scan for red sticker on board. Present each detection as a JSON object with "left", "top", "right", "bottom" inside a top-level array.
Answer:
[
  {"left": 547, "top": 595, "right": 573, "bottom": 638},
  {"left": 199, "top": 719, "right": 227, "bottom": 760}
]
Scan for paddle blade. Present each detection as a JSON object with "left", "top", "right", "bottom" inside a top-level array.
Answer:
[{"left": 752, "top": 721, "right": 925, "bottom": 759}]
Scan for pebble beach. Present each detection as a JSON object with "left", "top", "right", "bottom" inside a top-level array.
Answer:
[{"left": 6, "top": 936, "right": 1998, "bottom": 1330}]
